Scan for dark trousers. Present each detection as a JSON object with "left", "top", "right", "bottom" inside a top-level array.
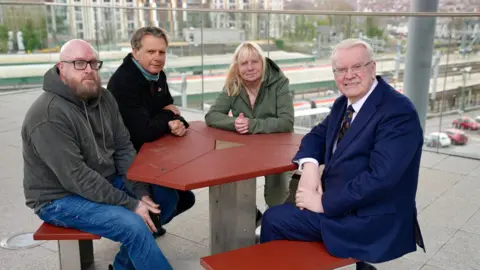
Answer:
[
  {"left": 260, "top": 203, "right": 324, "bottom": 243},
  {"left": 151, "top": 186, "right": 195, "bottom": 226},
  {"left": 261, "top": 197, "right": 374, "bottom": 270}
]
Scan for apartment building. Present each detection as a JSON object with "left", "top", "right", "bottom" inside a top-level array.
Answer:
[
  {"left": 208, "top": 0, "right": 284, "bottom": 39},
  {"left": 46, "top": 0, "right": 284, "bottom": 45},
  {"left": 47, "top": 0, "right": 138, "bottom": 44}
]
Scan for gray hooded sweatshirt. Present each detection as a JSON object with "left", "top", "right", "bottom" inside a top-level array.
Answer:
[{"left": 22, "top": 66, "right": 139, "bottom": 213}]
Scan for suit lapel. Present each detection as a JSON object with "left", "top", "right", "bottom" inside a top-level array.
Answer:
[
  {"left": 329, "top": 76, "right": 385, "bottom": 163},
  {"left": 325, "top": 97, "right": 347, "bottom": 165},
  {"left": 332, "top": 103, "right": 377, "bottom": 159}
]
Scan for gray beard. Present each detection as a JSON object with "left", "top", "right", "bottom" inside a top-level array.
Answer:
[{"left": 68, "top": 79, "right": 101, "bottom": 100}]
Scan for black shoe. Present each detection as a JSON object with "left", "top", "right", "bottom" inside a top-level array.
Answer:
[
  {"left": 108, "top": 264, "right": 113, "bottom": 270},
  {"left": 256, "top": 208, "right": 263, "bottom": 226},
  {"left": 153, "top": 226, "right": 167, "bottom": 238},
  {"left": 356, "top": 261, "right": 377, "bottom": 270}
]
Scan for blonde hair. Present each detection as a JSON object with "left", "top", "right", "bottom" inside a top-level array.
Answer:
[
  {"left": 330, "top": 38, "right": 375, "bottom": 67},
  {"left": 224, "top": 42, "right": 266, "bottom": 96}
]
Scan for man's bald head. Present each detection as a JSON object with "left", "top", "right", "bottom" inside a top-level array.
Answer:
[
  {"left": 57, "top": 39, "right": 102, "bottom": 100},
  {"left": 59, "top": 39, "right": 98, "bottom": 61}
]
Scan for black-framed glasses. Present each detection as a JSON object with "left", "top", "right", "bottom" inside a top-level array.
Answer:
[
  {"left": 61, "top": 60, "right": 103, "bottom": 70},
  {"left": 333, "top": 61, "right": 373, "bottom": 76}
]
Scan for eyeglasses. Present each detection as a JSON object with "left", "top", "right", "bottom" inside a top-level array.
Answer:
[
  {"left": 333, "top": 61, "right": 372, "bottom": 76},
  {"left": 61, "top": 60, "right": 103, "bottom": 70}
]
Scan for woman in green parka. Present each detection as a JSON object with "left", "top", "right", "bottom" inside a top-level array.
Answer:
[{"left": 205, "top": 41, "right": 295, "bottom": 224}]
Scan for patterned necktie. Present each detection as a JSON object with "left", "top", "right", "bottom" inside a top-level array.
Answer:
[{"left": 337, "top": 105, "right": 355, "bottom": 143}]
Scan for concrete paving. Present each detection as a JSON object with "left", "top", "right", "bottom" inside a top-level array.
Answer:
[{"left": 0, "top": 89, "right": 479, "bottom": 270}]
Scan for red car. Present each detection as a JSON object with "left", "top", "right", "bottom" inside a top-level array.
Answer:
[
  {"left": 452, "top": 116, "right": 479, "bottom": 130},
  {"left": 444, "top": 128, "right": 468, "bottom": 145}
]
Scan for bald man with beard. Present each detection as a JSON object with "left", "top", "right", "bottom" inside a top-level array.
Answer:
[{"left": 21, "top": 39, "right": 174, "bottom": 270}]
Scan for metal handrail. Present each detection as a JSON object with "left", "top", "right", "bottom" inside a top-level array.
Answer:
[{"left": 0, "top": 1, "right": 478, "bottom": 17}]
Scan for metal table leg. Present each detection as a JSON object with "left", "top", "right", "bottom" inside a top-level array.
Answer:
[{"left": 209, "top": 178, "right": 257, "bottom": 255}]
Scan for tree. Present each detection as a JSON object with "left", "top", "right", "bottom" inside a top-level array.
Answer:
[
  {"left": 20, "top": 19, "right": 41, "bottom": 52},
  {"left": 286, "top": 0, "right": 354, "bottom": 38},
  {"left": 323, "top": 0, "right": 354, "bottom": 37},
  {"left": 365, "top": 17, "right": 384, "bottom": 38},
  {"left": 0, "top": 25, "right": 8, "bottom": 53},
  {"left": 293, "top": 16, "right": 316, "bottom": 41}
]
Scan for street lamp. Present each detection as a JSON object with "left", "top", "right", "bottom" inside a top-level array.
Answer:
[
  {"left": 460, "top": 66, "right": 472, "bottom": 112},
  {"left": 465, "top": 66, "right": 472, "bottom": 78},
  {"left": 465, "top": 66, "right": 472, "bottom": 107},
  {"left": 452, "top": 67, "right": 458, "bottom": 82}
]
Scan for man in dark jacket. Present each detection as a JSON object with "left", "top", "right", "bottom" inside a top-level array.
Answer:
[
  {"left": 108, "top": 26, "right": 195, "bottom": 237},
  {"left": 22, "top": 39, "right": 174, "bottom": 269}
]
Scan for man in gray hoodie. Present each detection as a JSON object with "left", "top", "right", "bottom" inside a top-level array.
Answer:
[{"left": 22, "top": 39, "right": 174, "bottom": 270}]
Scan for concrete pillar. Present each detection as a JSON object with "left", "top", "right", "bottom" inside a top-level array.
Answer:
[
  {"left": 250, "top": 0, "right": 258, "bottom": 40},
  {"left": 403, "top": 0, "right": 439, "bottom": 132}
]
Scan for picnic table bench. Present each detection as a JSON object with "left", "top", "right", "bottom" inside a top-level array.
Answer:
[
  {"left": 200, "top": 240, "right": 359, "bottom": 270},
  {"left": 33, "top": 222, "right": 100, "bottom": 270}
]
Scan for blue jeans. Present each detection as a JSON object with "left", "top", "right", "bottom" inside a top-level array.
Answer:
[{"left": 37, "top": 175, "right": 183, "bottom": 270}]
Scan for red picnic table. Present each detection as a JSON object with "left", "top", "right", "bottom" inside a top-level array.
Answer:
[{"left": 127, "top": 121, "right": 303, "bottom": 254}]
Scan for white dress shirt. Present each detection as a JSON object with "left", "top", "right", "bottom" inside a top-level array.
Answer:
[{"left": 296, "top": 79, "right": 378, "bottom": 171}]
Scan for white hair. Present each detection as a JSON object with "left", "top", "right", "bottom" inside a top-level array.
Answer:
[{"left": 330, "top": 38, "right": 375, "bottom": 66}]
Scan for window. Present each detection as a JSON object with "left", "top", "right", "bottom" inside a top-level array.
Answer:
[
  {"left": 104, "top": 11, "right": 111, "bottom": 20},
  {"left": 127, "top": 10, "right": 134, "bottom": 21}
]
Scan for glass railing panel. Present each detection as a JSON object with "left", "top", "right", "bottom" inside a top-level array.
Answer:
[
  {"left": 0, "top": 4, "right": 69, "bottom": 90},
  {"left": 0, "top": 2, "right": 479, "bottom": 161},
  {"left": 165, "top": 9, "right": 205, "bottom": 110},
  {"left": 428, "top": 16, "right": 480, "bottom": 159}
]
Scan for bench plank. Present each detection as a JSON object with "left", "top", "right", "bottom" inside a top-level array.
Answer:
[
  {"left": 200, "top": 241, "right": 358, "bottom": 270},
  {"left": 33, "top": 222, "right": 100, "bottom": 241}
]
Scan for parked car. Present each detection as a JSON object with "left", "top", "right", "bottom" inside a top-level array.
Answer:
[
  {"left": 452, "top": 116, "right": 479, "bottom": 130},
  {"left": 424, "top": 132, "right": 451, "bottom": 148},
  {"left": 444, "top": 128, "right": 468, "bottom": 145}
]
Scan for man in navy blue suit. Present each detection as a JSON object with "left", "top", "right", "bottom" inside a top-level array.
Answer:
[{"left": 260, "top": 38, "right": 425, "bottom": 269}]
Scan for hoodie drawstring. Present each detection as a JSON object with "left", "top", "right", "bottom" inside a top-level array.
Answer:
[
  {"left": 83, "top": 101, "right": 107, "bottom": 163},
  {"left": 98, "top": 102, "right": 108, "bottom": 152}
]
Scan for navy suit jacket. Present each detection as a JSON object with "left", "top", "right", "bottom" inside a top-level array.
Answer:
[{"left": 293, "top": 76, "right": 424, "bottom": 263}]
